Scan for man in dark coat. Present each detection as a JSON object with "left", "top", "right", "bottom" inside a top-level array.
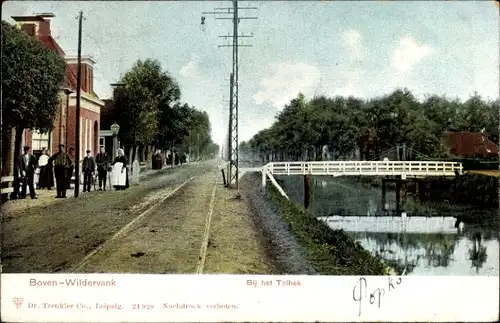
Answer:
[
  {"left": 95, "top": 146, "right": 110, "bottom": 191},
  {"left": 82, "top": 150, "right": 96, "bottom": 192},
  {"left": 49, "top": 144, "right": 72, "bottom": 198},
  {"left": 17, "top": 146, "right": 38, "bottom": 199}
]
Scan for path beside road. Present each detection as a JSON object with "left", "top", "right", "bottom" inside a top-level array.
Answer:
[{"left": 1, "top": 164, "right": 179, "bottom": 214}]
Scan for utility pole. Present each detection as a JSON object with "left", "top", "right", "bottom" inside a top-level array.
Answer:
[
  {"left": 202, "top": 0, "right": 257, "bottom": 191},
  {"left": 74, "top": 11, "right": 84, "bottom": 198},
  {"left": 0, "top": 3, "right": 4, "bottom": 179}
]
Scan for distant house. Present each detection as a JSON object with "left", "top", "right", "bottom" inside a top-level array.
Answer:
[
  {"left": 99, "top": 97, "right": 120, "bottom": 156},
  {"left": 10, "top": 13, "right": 104, "bottom": 162},
  {"left": 442, "top": 132, "right": 499, "bottom": 159}
]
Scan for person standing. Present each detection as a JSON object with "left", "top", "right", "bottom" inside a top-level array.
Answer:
[
  {"left": 45, "top": 150, "right": 55, "bottom": 190},
  {"left": 49, "top": 144, "right": 72, "bottom": 198},
  {"left": 66, "top": 147, "right": 75, "bottom": 189},
  {"left": 95, "top": 146, "right": 110, "bottom": 191},
  {"left": 37, "top": 148, "right": 48, "bottom": 189},
  {"left": 17, "top": 146, "right": 38, "bottom": 199},
  {"left": 112, "top": 148, "right": 129, "bottom": 190},
  {"left": 82, "top": 150, "right": 96, "bottom": 192},
  {"left": 153, "top": 150, "right": 162, "bottom": 170},
  {"left": 37, "top": 149, "right": 54, "bottom": 190}
]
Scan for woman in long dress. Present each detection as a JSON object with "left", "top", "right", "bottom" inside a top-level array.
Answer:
[
  {"left": 155, "top": 150, "right": 162, "bottom": 169},
  {"left": 112, "top": 149, "right": 129, "bottom": 190},
  {"left": 37, "top": 149, "right": 54, "bottom": 189}
]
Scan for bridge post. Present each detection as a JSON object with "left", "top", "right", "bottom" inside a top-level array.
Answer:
[
  {"left": 262, "top": 170, "right": 266, "bottom": 187},
  {"left": 304, "top": 173, "right": 312, "bottom": 210},
  {"left": 381, "top": 179, "right": 387, "bottom": 211},
  {"left": 402, "top": 181, "right": 408, "bottom": 206},
  {"left": 396, "top": 177, "right": 401, "bottom": 215}
]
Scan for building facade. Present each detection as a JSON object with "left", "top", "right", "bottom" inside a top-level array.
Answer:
[{"left": 12, "top": 13, "right": 104, "bottom": 161}]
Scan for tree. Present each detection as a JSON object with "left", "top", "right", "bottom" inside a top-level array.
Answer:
[
  {"left": 114, "top": 58, "right": 180, "bottom": 161},
  {"left": 1, "top": 21, "right": 66, "bottom": 174}
]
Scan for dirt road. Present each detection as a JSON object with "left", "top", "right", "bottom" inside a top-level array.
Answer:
[
  {"left": 2, "top": 162, "right": 213, "bottom": 273},
  {"left": 2, "top": 161, "right": 273, "bottom": 274}
]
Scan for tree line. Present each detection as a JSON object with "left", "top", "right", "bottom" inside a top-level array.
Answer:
[
  {"left": 1, "top": 21, "right": 218, "bottom": 175},
  {"left": 240, "top": 89, "right": 499, "bottom": 163},
  {"left": 112, "top": 58, "right": 219, "bottom": 163}
]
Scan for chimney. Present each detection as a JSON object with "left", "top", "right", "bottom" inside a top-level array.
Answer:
[
  {"left": 11, "top": 13, "right": 55, "bottom": 37},
  {"left": 65, "top": 56, "right": 96, "bottom": 94},
  {"left": 20, "top": 23, "right": 36, "bottom": 36}
]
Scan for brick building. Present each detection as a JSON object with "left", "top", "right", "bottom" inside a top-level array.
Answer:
[{"left": 10, "top": 13, "right": 104, "bottom": 163}]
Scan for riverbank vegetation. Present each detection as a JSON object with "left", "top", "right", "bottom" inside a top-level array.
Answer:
[{"left": 266, "top": 180, "right": 388, "bottom": 275}]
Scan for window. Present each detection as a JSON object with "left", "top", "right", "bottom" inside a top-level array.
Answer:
[
  {"left": 32, "top": 130, "right": 50, "bottom": 154},
  {"left": 99, "top": 137, "right": 105, "bottom": 149}
]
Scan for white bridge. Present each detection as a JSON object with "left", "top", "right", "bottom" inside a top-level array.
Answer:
[{"left": 237, "top": 161, "right": 463, "bottom": 200}]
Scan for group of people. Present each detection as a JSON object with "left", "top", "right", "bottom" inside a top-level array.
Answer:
[
  {"left": 14, "top": 144, "right": 130, "bottom": 200},
  {"left": 36, "top": 147, "right": 75, "bottom": 191},
  {"left": 80, "top": 146, "right": 130, "bottom": 192},
  {"left": 152, "top": 150, "right": 189, "bottom": 169}
]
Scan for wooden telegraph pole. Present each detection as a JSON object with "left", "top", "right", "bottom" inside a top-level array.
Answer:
[{"left": 74, "top": 11, "right": 84, "bottom": 198}]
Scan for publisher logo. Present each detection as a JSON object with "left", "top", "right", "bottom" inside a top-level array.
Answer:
[{"left": 12, "top": 297, "right": 24, "bottom": 309}]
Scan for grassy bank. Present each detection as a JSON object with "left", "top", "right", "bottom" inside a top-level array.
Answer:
[{"left": 266, "top": 182, "right": 388, "bottom": 275}]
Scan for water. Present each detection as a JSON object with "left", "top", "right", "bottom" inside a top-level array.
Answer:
[{"left": 277, "top": 175, "right": 499, "bottom": 276}]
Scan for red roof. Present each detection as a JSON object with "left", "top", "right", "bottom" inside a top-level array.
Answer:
[
  {"left": 36, "top": 35, "right": 78, "bottom": 92},
  {"left": 443, "top": 132, "right": 499, "bottom": 158},
  {"left": 64, "top": 64, "right": 77, "bottom": 90},
  {"left": 38, "top": 35, "right": 65, "bottom": 56}
]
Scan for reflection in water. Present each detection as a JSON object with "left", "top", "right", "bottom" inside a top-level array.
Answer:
[
  {"left": 319, "top": 217, "right": 499, "bottom": 276},
  {"left": 469, "top": 232, "right": 488, "bottom": 273},
  {"left": 280, "top": 175, "right": 497, "bottom": 219},
  {"left": 276, "top": 175, "right": 498, "bottom": 276}
]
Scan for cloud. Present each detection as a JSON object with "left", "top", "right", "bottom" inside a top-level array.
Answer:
[
  {"left": 391, "top": 37, "right": 434, "bottom": 73},
  {"left": 239, "top": 118, "right": 274, "bottom": 143},
  {"left": 332, "top": 85, "right": 360, "bottom": 98},
  {"left": 253, "top": 62, "right": 321, "bottom": 109},
  {"left": 342, "top": 29, "right": 364, "bottom": 59},
  {"left": 179, "top": 56, "right": 200, "bottom": 79},
  {"left": 325, "top": 29, "right": 365, "bottom": 97}
]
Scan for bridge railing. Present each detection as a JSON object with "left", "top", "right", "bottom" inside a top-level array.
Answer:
[{"left": 262, "top": 161, "right": 463, "bottom": 177}]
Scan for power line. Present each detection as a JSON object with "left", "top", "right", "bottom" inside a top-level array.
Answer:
[{"left": 202, "top": 0, "right": 257, "bottom": 192}]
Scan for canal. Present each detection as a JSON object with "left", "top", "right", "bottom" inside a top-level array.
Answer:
[{"left": 277, "top": 175, "right": 499, "bottom": 276}]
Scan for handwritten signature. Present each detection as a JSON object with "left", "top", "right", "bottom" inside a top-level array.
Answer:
[{"left": 352, "top": 275, "right": 403, "bottom": 316}]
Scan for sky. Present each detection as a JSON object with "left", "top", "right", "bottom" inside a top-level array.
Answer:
[{"left": 3, "top": 0, "right": 499, "bottom": 146}]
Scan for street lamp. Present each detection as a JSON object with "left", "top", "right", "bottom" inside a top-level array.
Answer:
[{"left": 111, "top": 121, "right": 120, "bottom": 159}]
